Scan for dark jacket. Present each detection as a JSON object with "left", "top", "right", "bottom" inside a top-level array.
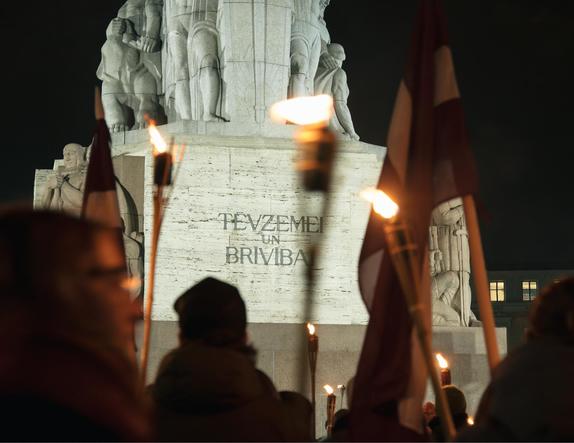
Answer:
[
  {"left": 0, "top": 333, "right": 151, "bottom": 441},
  {"left": 457, "top": 339, "right": 574, "bottom": 441},
  {"left": 151, "top": 342, "right": 305, "bottom": 442}
]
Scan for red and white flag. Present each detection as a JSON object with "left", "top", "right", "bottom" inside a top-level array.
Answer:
[
  {"left": 81, "top": 88, "right": 125, "bottom": 258},
  {"left": 350, "top": 0, "right": 478, "bottom": 440}
]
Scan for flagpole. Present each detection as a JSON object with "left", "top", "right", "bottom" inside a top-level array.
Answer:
[
  {"left": 140, "top": 126, "right": 175, "bottom": 387},
  {"left": 462, "top": 195, "right": 500, "bottom": 373},
  {"left": 382, "top": 219, "right": 456, "bottom": 442}
]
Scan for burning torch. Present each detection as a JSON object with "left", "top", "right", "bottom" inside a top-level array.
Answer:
[{"left": 361, "top": 188, "right": 456, "bottom": 441}]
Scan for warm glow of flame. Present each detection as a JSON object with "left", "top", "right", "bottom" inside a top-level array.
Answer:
[
  {"left": 307, "top": 323, "right": 316, "bottom": 336},
  {"left": 467, "top": 416, "right": 474, "bottom": 426},
  {"left": 337, "top": 384, "right": 344, "bottom": 389},
  {"left": 360, "top": 188, "right": 399, "bottom": 219},
  {"left": 436, "top": 353, "right": 449, "bottom": 369},
  {"left": 270, "top": 95, "right": 334, "bottom": 125},
  {"left": 148, "top": 122, "right": 168, "bottom": 154},
  {"left": 324, "top": 385, "right": 334, "bottom": 395},
  {"left": 121, "top": 276, "right": 142, "bottom": 292}
]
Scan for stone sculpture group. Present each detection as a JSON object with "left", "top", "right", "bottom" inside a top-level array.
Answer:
[
  {"left": 39, "top": 0, "right": 477, "bottom": 328},
  {"left": 97, "top": 0, "right": 358, "bottom": 139}
]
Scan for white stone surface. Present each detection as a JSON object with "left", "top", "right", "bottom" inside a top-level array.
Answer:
[
  {"left": 33, "top": 169, "right": 52, "bottom": 209},
  {"left": 219, "top": 0, "right": 292, "bottom": 122},
  {"left": 99, "top": 0, "right": 360, "bottom": 128},
  {"left": 126, "top": 127, "right": 385, "bottom": 324}
]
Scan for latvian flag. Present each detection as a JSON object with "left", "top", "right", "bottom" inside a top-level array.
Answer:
[
  {"left": 81, "top": 88, "right": 126, "bottom": 262},
  {"left": 350, "top": 0, "right": 478, "bottom": 441}
]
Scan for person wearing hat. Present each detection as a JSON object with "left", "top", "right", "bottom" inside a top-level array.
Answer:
[
  {"left": 150, "top": 277, "right": 308, "bottom": 441},
  {"left": 428, "top": 385, "right": 469, "bottom": 441}
]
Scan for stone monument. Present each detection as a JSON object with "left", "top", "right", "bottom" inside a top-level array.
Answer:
[
  {"left": 97, "top": 0, "right": 164, "bottom": 132},
  {"left": 315, "top": 43, "right": 359, "bottom": 140},
  {"left": 34, "top": 1, "right": 504, "bottom": 434},
  {"left": 40, "top": 143, "right": 88, "bottom": 216},
  {"left": 430, "top": 197, "right": 478, "bottom": 327}
]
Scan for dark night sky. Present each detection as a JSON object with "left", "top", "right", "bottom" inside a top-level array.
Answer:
[{"left": 0, "top": 1, "right": 572, "bottom": 270}]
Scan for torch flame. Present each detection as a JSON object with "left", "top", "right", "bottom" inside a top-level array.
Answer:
[
  {"left": 270, "top": 95, "right": 334, "bottom": 126},
  {"left": 360, "top": 188, "right": 399, "bottom": 219},
  {"left": 337, "top": 384, "right": 344, "bottom": 389},
  {"left": 307, "top": 323, "right": 316, "bottom": 336},
  {"left": 467, "top": 416, "right": 474, "bottom": 426},
  {"left": 323, "top": 385, "right": 334, "bottom": 395},
  {"left": 435, "top": 353, "right": 449, "bottom": 369},
  {"left": 148, "top": 121, "right": 168, "bottom": 154}
]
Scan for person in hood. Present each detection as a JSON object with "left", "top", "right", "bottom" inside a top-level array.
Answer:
[
  {"left": 457, "top": 277, "right": 574, "bottom": 441},
  {"left": 0, "top": 209, "right": 150, "bottom": 441},
  {"left": 150, "top": 277, "right": 310, "bottom": 441}
]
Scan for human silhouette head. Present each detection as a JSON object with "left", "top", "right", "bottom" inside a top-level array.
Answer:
[{"left": 174, "top": 277, "right": 247, "bottom": 347}]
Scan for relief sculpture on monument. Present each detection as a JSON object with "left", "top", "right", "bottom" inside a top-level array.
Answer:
[
  {"left": 289, "top": 0, "right": 331, "bottom": 98},
  {"left": 97, "top": 0, "right": 164, "bottom": 132},
  {"left": 315, "top": 43, "right": 359, "bottom": 140},
  {"left": 165, "top": 0, "right": 224, "bottom": 122},
  {"left": 430, "top": 197, "right": 480, "bottom": 327},
  {"left": 41, "top": 143, "right": 88, "bottom": 216}
]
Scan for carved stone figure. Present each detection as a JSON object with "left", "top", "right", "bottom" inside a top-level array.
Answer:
[
  {"left": 165, "top": 0, "right": 193, "bottom": 119},
  {"left": 97, "top": 0, "right": 164, "bottom": 132},
  {"left": 430, "top": 198, "right": 474, "bottom": 326},
  {"left": 41, "top": 144, "right": 88, "bottom": 216},
  {"left": 315, "top": 44, "right": 359, "bottom": 140},
  {"left": 430, "top": 238, "right": 461, "bottom": 326},
  {"left": 166, "top": 0, "right": 224, "bottom": 121},
  {"left": 289, "top": 0, "right": 331, "bottom": 97}
]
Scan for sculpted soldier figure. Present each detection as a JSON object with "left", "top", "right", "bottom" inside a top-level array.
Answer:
[
  {"left": 431, "top": 198, "right": 474, "bottom": 326},
  {"left": 430, "top": 227, "right": 461, "bottom": 326},
  {"left": 315, "top": 43, "right": 359, "bottom": 140},
  {"left": 41, "top": 144, "right": 87, "bottom": 216},
  {"left": 289, "top": 0, "right": 331, "bottom": 97},
  {"left": 168, "top": 0, "right": 224, "bottom": 121},
  {"left": 97, "top": 0, "right": 163, "bottom": 132}
]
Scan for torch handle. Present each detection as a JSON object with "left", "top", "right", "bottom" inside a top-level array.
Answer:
[
  {"left": 139, "top": 187, "right": 163, "bottom": 386},
  {"left": 385, "top": 221, "right": 456, "bottom": 441}
]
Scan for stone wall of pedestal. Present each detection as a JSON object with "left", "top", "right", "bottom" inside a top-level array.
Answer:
[{"left": 113, "top": 123, "right": 385, "bottom": 324}]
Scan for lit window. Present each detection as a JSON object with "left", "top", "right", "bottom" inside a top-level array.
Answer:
[
  {"left": 489, "top": 281, "right": 505, "bottom": 302},
  {"left": 522, "top": 281, "right": 538, "bottom": 301}
]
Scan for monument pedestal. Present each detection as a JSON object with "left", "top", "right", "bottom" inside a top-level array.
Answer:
[{"left": 109, "top": 124, "right": 385, "bottom": 325}]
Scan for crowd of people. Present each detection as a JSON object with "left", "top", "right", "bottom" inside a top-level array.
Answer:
[{"left": 1, "top": 208, "right": 574, "bottom": 442}]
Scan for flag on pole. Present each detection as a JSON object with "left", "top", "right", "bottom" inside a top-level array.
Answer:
[
  {"left": 351, "top": 0, "right": 478, "bottom": 440},
  {"left": 81, "top": 88, "right": 125, "bottom": 259}
]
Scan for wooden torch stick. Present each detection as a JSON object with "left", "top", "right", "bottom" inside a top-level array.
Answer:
[
  {"left": 462, "top": 195, "right": 500, "bottom": 373},
  {"left": 139, "top": 186, "right": 163, "bottom": 386},
  {"left": 384, "top": 221, "right": 456, "bottom": 441}
]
